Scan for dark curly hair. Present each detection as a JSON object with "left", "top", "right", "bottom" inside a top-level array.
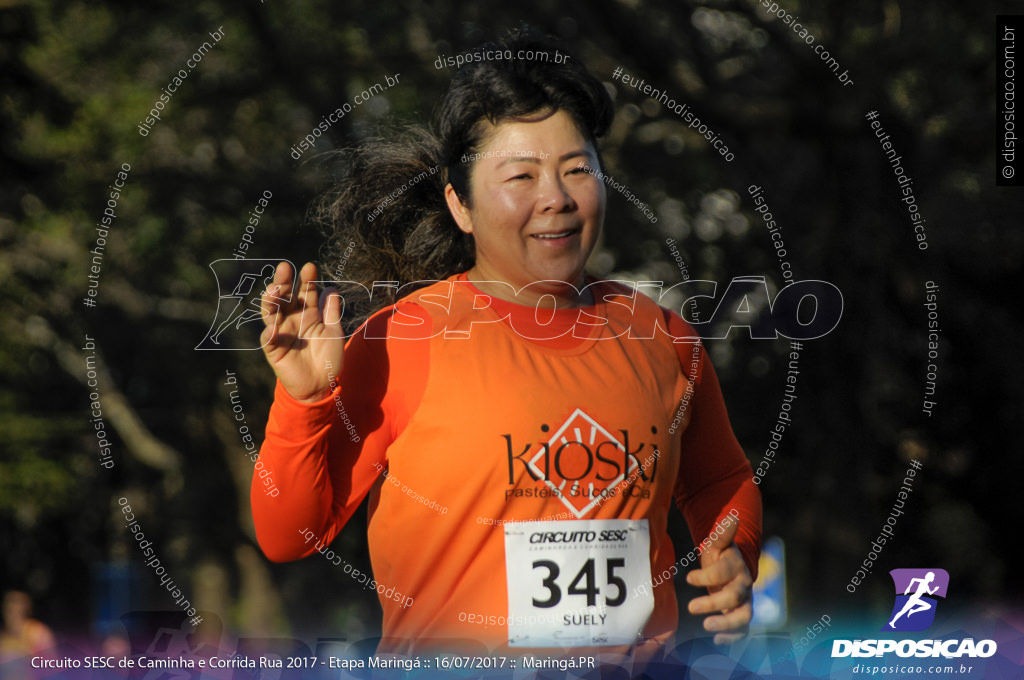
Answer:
[{"left": 315, "top": 28, "right": 614, "bottom": 328}]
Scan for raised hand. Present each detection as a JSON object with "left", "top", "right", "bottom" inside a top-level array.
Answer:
[{"left": 260, "top": 261, "right": 345, "bottom": 403}]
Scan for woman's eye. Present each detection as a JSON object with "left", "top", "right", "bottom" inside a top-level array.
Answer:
[
  {"left": 569, "top": 166, "right": 591, "bottom": 175},
  {"left": 508, "top": 173, "right": 532, "bottom": 180}
]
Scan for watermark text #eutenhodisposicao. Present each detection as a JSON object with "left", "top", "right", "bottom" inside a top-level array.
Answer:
[
  {"left": 611, "top": 66, "right": 734, "bottom": 163},
  {"left": 119, "top": 496, "right": 203, "bottom": 627},
  {"left": 83, "top": 163, "right": 131, "bottom": 307},
  {"left": 846, "top": 459, "right": 923, "bottom": 592}
]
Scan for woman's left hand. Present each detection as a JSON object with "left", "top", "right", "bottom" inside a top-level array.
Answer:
[{"left": 685, "top": 517, "right": 754, "bottom": 645}]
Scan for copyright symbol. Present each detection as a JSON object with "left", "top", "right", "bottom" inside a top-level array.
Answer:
[{"left": 1003, "top": 165, "right": 1015, "bottom": 179}]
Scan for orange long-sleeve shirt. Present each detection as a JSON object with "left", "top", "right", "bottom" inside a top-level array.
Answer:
[{"left": 252, "top": 274, "right": 761, "bottom": 656}]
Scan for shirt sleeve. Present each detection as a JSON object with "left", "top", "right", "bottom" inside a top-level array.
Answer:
[
  {"left": 251, "top": 302, "right": 431, "bottom": 562},
  {"left": 666, "top": 310, "right": 763, "bottom": 580}
]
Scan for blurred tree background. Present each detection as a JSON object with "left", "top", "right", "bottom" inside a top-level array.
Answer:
[{"left": 1, "top": 0, "right": 1019, "bottom": 652}]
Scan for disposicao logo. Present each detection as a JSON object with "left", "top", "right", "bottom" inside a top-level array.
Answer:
[
  {"left": 884, "top": 568, "right": 949, "bottom": 632},
  {"left": 832, "top": 568, "right": 997, "bottom": 659}
]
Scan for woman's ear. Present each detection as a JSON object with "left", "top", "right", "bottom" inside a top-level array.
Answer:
[{"left": 444, "top": 183, "right": 473, "bottom": 235}]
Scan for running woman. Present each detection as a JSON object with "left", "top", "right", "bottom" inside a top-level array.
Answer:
[{"left": 252, "top": 30, "right": 762, "bottom": 661}]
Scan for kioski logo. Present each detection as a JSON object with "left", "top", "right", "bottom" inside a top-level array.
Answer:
[
  {"left": 504, "top": 409, "right": 661, "bottom": 518},
  {"left": 883, "top": 568, "right": 949, "bottom": 632}
]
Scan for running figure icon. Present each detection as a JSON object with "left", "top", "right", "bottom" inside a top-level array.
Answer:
[
  {"left": 888, "top": 571, "right": 939, "bottom": 628},
  {"left": 196, "top": 259, "right": 299, "bottom": 351},
  {"left": 883, "top": 568, "right": 949, "bottom": 632},
  {"left": 210, "top": 264, "right": 276, "bottom": 344}
]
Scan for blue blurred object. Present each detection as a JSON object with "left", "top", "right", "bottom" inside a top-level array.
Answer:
[
  {"left": 751, "top": 536, "right": 786, "bottom": 628},
  {"left": 92, "top": 562, "right": 136, "bottom": 637}
]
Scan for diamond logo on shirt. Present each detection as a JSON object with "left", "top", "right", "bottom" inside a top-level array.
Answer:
[{"left": 508, "top": 408, "right": 658, "bottom": 518}]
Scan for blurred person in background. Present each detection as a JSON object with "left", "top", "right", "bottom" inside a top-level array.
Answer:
[{"left": 1, "top": 590, "right": 56, "bottom": 676}]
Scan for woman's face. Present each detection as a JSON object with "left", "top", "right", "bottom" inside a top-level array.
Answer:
[{"left": 444, "top": 109, "right": 606, "bottom": 307}]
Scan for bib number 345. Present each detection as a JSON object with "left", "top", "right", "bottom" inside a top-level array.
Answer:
[
  {"left": 504, "top": 519, "right": 654, "bottom": 647},
  {"left": 530, "top": 557, "right": 627, "bottom": 608}
]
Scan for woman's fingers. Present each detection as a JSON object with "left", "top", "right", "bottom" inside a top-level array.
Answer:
[
  {"left": 686, "top": 542, "right": 754, "bottom": 645},
  {"left": 296, "top": 261, "right": 321, "bottom": 312},
  {"left": 259, "top": 262, "right": 293, "bottom": 353},
  {"left": 689, "top": 576, "right": 752, "bottom": 644},
  {"left": 290, "top": 262, "right": 329, "bottom": 339},
  {"left": 262, "top": 262, "right": 329, "bottom": 341},
  {"left": 261, "top": 261, "right": 294, "bottom": 322},
  {"left": 321, "top": 287, "right": 344, "bottom": 328},
  {"left": 273, "top": 259, "right": 294, "bottom": 287},
  {"left": 702, "top": 601, "right": 752, "bottom": 644},
  {"left": 255, "top": 261, "right": 343, "bottom": 401},
  {"left": 687, "top": 555, "right": 740, "bottom": 590},
  {"left": 687, "top": 576, "right": 750, "bottom": 614}
]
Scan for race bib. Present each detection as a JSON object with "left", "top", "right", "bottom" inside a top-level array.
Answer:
[{"left": 503, "top": 519, "right": 654, "bottom": 647}]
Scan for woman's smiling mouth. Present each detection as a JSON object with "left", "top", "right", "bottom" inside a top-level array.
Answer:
[{"left": 530, "top": 227, "right": 581, "bottom": 241}]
